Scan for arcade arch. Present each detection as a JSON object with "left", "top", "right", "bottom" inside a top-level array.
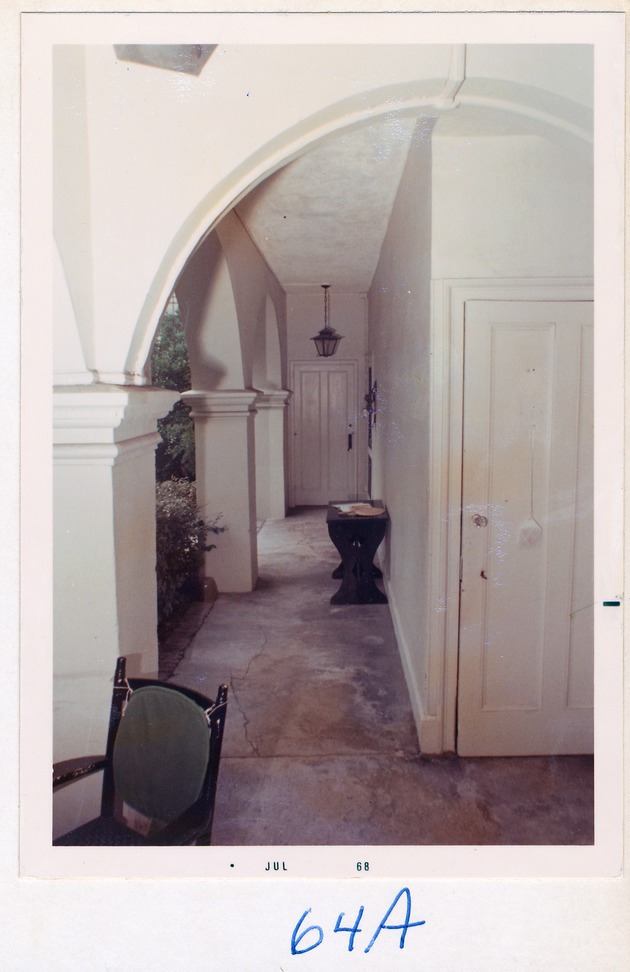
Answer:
[{"left": 52, "top": 45, "right": 593, "bottom": 780}]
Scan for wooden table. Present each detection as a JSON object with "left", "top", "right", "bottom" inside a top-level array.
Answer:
[{"left": 326, "top": 501, "right": 389, "bottom": 605}]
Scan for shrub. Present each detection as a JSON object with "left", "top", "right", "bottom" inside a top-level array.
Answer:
[
  {"left": 155, "top": 478, "right": 222, "bottom": 624},
  {"left": 151, "top": 308, "right": 195, "bottom": 482},
  {"left": 151, "top": 308, "right": 191, "bottom": 391},
  {"left": 155, "top": 401, "right": 196, "bottom": 482}
]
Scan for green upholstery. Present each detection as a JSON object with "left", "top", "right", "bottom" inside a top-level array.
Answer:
[{"left": 113, "top": 686, "right": 210, "bottom": 824}]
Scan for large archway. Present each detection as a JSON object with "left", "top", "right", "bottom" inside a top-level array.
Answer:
[{"left": 50, "top": 43, "right": 595, "bottom": 808}]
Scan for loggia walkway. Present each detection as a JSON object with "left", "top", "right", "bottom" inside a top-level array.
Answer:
[{"left": 162, "top": 507, "right": 594, "bottom": 846}]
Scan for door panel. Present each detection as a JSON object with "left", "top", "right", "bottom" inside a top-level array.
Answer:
[
  {"left": 291, "top": 362, "right": 357, "bottom": 505},
  {"left": 457, "top": 301, "right": 593, "bottom": 756},
  {"left": 299, "top": 370, "right": 323, "bottom": 494}
]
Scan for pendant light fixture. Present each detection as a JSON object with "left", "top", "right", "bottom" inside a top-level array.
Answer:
[{"left": 311, "top": 284, "right": 344, "bottom": 357}]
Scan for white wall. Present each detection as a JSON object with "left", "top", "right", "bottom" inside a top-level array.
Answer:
[
  {"left": 367, "top": 100, "right": 592, "bottom": 754},
  {"left": 367, "top": 118, "right": 434, "bottom": 734},
  {"left": 431, "top": 133, "right": 593, "bottom": 279},
  {"left": 464, "top": 44, "right": 593, "bottom": 107}
]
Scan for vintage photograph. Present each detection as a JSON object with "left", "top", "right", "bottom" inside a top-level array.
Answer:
[
  {"left": 48, "top": 36, "right": 598, "bottom": 850},
  {"left": 12, "top": 10, "right": 627, "bottom": 969}
]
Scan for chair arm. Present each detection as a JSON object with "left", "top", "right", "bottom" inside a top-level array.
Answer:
[{"left": 53, "top": 756, "right": 108, "bottom": 790}]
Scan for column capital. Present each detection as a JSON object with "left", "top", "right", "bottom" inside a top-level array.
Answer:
[
  {"left": 254, "top": 388, "right": 291, "bottom": 410},
  {"left": 53, "top": 384, "right": 178, "bottom": 445},
  {"left": 182, "top": 388, "right": 258, "bottom": 417}
]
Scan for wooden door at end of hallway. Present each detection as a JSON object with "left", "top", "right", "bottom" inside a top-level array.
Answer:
[
  {"left": 290, "top": 361, "right": 358, "bottom": 506},
  {"left": 457, "top": 300, "right": 593, "bottom": 757}
]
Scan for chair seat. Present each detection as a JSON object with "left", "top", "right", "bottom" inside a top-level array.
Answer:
[{"left": 53, "top": 815, "right": 151, "bottom": 846}]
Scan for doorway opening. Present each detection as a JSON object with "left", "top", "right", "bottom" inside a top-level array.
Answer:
[{"left": 289, "top": 359, "right": 360, "bottom": 507}]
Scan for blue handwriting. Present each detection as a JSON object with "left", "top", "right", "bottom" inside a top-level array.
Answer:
[{"left": 291, "top": 887, "right": 426, "bottom": 956}]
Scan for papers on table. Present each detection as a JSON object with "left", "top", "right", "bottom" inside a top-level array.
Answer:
[{"left": 332, "top": 503, "right": 385, "bottom": 517}]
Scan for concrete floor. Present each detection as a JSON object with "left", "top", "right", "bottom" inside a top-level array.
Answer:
[{"left": 162, "top": 506, "right": 594, "bottom": 846}]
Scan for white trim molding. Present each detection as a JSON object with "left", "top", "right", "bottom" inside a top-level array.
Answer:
[
  {"left": 53, "top": 384, "right": 178, "bottom": 445},
  {"left": 182, "top": 388, "right": 258, "bottom": 417}
]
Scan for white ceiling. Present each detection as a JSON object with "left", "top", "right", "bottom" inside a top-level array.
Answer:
[
  {"left": 235, "top": 114, "right": 419, "bottom": 295},
  {"left": 113, "top": 45, "right": 420, "bottom": 296},
  {"left": 112, "top": 46, "right": 591, "bottom": 299},
  {"left": 111, "top": 45, "right": 419, "bottom": 296}
]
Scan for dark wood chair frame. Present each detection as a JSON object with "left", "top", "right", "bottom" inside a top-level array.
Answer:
[{"left": 53, "top": 656, "right": 228, "bottom": 846}]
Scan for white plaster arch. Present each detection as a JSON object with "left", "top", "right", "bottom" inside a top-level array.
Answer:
[
  {"left": 125, "top": 70, "right": 591, "bottom": 385},
  {"left": 53, "top": 238, "right": 92, "bottom": 383},
  {"left": 252, "top": 294, "right": 282, "bottom": 392},
  {"left": 175, "top": 231, "right": 245, "bottom": 390}
]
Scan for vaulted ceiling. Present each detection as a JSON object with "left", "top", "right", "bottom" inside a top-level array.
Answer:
[
  {"left": 111, "top": 44, "right": 591, "bottom": 299},
  {"left": 235, "top": 115, "right": 419, "bottom": 295},
  {"left": 112, "top": 43, "right": 421, "bottom": 298}
]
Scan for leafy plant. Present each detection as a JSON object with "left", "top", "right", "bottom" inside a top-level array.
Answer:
[
  {"left": 155, "top": 403, "right": 195, "bottom": 482},
  {"left": 155, "top": 478, "right": 223, "bottom": 624},
  {"left": 151, "top": 308, "right": 191, "bottom": 391},
  {"left": 151, "top": 308, "right": 195, "bottom": 482}
]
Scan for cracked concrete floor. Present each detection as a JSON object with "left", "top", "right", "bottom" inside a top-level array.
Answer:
[{"left": 165, "top": 507, "right": 593, "bottom": 846}]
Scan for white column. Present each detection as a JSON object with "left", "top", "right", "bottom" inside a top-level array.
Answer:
[
  {"left": 183, "top": 389, "right": 258, "bottom": 593},
  {"left": 53, "top": 385, "right": 177, "bottom": 765},
  {"left": 254, "top": 389, "right": 290, "bottom": 520}
]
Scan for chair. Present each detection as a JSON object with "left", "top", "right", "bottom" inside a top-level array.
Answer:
[{"left": 53, "top": 657, "right": 228, "bottom": 845}]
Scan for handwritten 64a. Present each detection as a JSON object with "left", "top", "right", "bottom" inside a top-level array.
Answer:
[{"left": 291, "top": 887, "right": 426, "bottom": 956}]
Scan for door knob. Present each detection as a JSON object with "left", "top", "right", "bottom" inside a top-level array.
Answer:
[{"left": 471, "top": 513, "right": 488, "bottom": 528}]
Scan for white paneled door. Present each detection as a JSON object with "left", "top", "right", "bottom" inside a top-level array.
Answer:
[
  {"left": 457, "top": 301, "right": 593, "bottom": 756},
  {"left": 290, "top": 361, "right": 358, "bottom": 506}
]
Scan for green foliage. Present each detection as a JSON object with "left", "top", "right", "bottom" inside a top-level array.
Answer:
[
  {"left": 155, "top": 402, "right": 196, "bottom": 481},
  {"left": 151, "top": 310, "right": 191, "bottom": 391},
  {"left": 152, "top": 306, "right": 223, "bottom": 629},
  {"left": 151, "top": 308, "right": 195, "bottom": 482},
  {"left": 155, "top": 478, "right": 222, "bottom": 624}
]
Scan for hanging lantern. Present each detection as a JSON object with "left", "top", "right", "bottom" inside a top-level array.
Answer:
[{"left": 311, "top": 284, "right": 344, "bottom": 357}]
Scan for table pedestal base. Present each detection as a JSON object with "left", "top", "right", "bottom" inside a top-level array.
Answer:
[
  {"left": 332, "top": 561, "right": 383, "bottom": 580},
  {"left": 326, "top": 504, "right": 388, "bottom": 605}
]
